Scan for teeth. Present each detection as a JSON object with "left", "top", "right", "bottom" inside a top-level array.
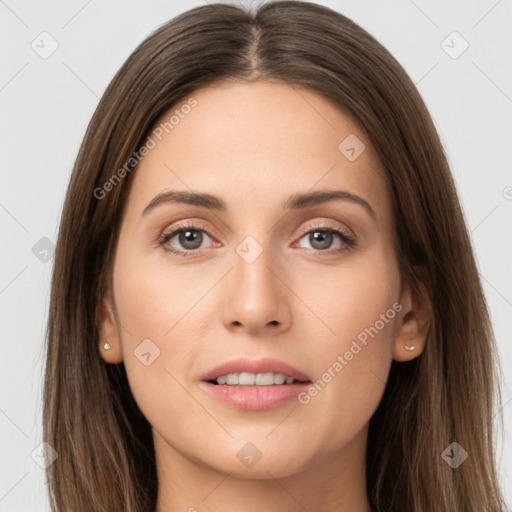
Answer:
[
  {"left": 273, "top": 373, "right": 285, "bottom": 385},
  {"left": 239, "top": 372, "right": 255, "bottom": 385},
  {"left": 214, "top": 372, "right": 299, "bottom": 386},
  {"left": 226, "top": 373, "right": 239, "bottom": 385}
]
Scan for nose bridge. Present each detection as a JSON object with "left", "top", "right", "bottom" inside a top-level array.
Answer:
[
  {"left": 221, "top": 230, "right": 292, "bottom": 333},
  {"left": 234, "top": 232, "right": 281, "bottom": 303}
]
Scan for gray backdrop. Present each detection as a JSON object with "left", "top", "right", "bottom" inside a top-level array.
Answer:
[{"left": 1, "top": 0, "right": 511, "bottom": 509}]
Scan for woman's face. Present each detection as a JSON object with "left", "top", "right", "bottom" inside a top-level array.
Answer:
[{"left": 100, "top": 80, "right": 418, "bottom": 481}]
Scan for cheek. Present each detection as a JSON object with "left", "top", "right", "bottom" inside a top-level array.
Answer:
[
  {"left": 292, "top": 244, "right": 399, "bottom": 352},
  {"left": 112, "top": 245, "right": 209, "bottom": 343},
  {"left": 111, "top": 249, "right": 201, "bottom": 421},
  {"left": 290, "top": 251, "right": 399, "bottom": 447}
]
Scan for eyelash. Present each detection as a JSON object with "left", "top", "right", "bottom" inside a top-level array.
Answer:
[{"left": 157, "top": 220, "right": 356, "bottom": 257}]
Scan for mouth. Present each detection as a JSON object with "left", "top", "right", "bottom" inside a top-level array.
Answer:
[
  {"left": 200, "top": 356, "right": 311, "bottom": 385},
  {"left": 199, "top": 357, "right": 312, "bottom": 411}
]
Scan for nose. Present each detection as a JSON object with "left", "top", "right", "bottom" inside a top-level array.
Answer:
[{"left": 221, "top": 242, "right": 292, "bottom": 336}]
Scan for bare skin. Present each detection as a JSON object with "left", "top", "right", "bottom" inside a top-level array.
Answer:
[{"left": 98, "top": 80, "right": 431, "bottom": 512}]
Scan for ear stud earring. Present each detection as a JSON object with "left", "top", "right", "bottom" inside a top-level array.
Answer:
[
  {"left": 404, "top": 345, "right": 415, "bottom": 351},
  {"left": 103, "top": 342, "right": 111, "bottom": 351}
]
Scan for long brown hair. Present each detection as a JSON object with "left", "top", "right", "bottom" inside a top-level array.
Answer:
[{"left": 43, "top": 1, "right": 508, "bottom": 510}]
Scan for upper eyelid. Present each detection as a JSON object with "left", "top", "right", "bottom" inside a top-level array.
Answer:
[{"left": 296, "top": 219, "right": 353, "bottom": 237}]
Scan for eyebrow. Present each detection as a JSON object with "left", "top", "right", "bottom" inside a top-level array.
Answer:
[{"left": 142, "top": 189, "right": 376, "bottom": 221}]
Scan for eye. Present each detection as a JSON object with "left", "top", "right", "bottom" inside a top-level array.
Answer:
[
  {"left": 294, "top": 221, "right": 356, "bottom": 254},
  {"left": 158, "top": 221, "right": 215, "bottom": 256}
]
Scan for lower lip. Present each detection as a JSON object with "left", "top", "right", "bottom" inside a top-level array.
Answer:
[{"left": 199, "top": 381, "right": 310, "bottom": 411}]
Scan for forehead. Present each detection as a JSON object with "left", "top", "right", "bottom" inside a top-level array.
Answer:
[{"left": 126, "top": 80, "right": 391, "bottom": 223}]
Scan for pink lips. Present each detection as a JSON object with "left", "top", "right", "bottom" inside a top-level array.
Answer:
[{"left": 199, "top": 357, "right": 311, "bottom": 411}]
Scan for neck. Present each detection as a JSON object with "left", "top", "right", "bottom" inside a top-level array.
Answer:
[{"left": 154, "top": 425, "right": 372, "bottom": 512}]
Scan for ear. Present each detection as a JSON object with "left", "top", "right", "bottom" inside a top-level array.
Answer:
[
  {"left": 393, "top": 272, "right": 432, "bottom": 362},
  {"left": 97, "top": 295, "right": 123, "bottom": 364}
]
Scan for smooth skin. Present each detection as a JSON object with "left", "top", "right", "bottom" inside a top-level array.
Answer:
[{"left": 98, "top": 80, "right": 431, "bottom": 512}]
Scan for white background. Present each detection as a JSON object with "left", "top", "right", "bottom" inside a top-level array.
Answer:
[{"left": 1, "top": 0, "right": 511, "bottom": 509}]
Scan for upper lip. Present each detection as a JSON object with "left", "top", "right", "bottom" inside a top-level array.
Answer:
[{"left": 200, "top": 357, "right": 311, "bottom": 382}]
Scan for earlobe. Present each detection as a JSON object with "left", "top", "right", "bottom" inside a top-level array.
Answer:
[
  {"left": 97, "top": 296, "right": 123, "bottom": 364},
  {"left": 392, "top": 275, "right": 432, "bottom": 362}
]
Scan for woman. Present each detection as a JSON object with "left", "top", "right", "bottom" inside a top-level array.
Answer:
[{"left": 43, "top": 1, "right": 508, "bottom": 511}]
